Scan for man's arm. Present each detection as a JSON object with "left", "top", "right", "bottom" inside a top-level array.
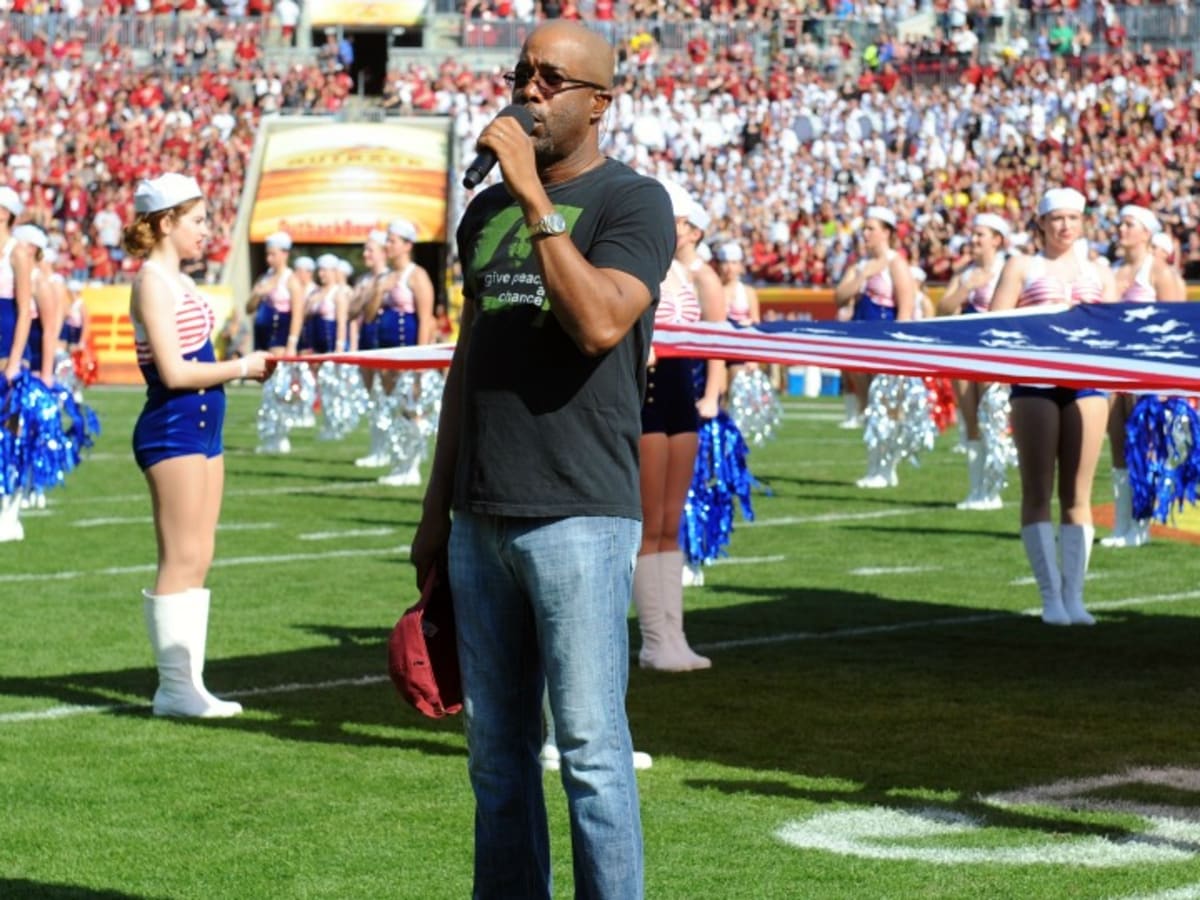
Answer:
[{"left": 410, "top": 294, "right": 474, "bottom": 589}]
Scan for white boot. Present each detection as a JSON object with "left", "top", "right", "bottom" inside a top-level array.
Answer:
[
  {"left": 1060, "top": 523, "right": 1096, "bottom": 626},
  {"left": 659, "top": 550, "right": 712, "bottom": 671},
  {"left": 956, "top": 440, "right": 984, "bottom": 510},
  {"left": 839, "top": 393, "right": 861, "bottom": 429},
  {"left": 1099, "top": 469, "right": 1149, "bottom": 548},
  {"left": 378, "top": 455, "right": 422, "bottom": 487},
  {"left": 1021, "top": 523, "right": 1069, "bottom": 626},
  {"left": 143, "top": 588, "right": 243, "bottom": 717},
  {"left": 355, "top": 384, "right": 390, "bottom": 467},
  {"left": 0, "top": 493, "right": 25, "bottom": 542},
  {"left": 634, "top": 554, "right": 693, "bottom": 672}
]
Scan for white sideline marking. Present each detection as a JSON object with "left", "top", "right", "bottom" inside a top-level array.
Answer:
[
  {"left": 743, "top": 508, "right": 920, "bottom": 528},
  {"left": 5, "top": 591, "right": 1200, "bottom": 727},
  {"left": 709, "top": 555, "right": 785, "bottom": 567},
  {"left": 0, "top": 545, "right": 410, "bottom": 584},
  {"left": 73, "top": 516, "right": 277, "bottom": 532},
  {"left": 299, "top": 527, "right": 395, "bottom": 541},
  {"left": 45, "top": 480, "right": 386, "bottom": 508},
  {"left": 0, "top": 675, "right": 390, "bottom": 724},
  {"left": 850, "top": 565, "right": 941, "bottom": 576},
  {"left": 1117, "top": 886, "right": 1200, "bottom": 900}
]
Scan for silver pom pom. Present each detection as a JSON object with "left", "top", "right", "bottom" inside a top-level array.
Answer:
[
  {"left": 978, "top": 384, "right": 1016, "bottom": 501},
  {"left": 728, "top": 365, "right": 782, "bottom": 445}
]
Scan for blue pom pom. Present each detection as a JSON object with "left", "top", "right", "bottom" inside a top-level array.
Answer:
[
  {"left": 1126, "top": 395, "right": 1200, "bottom": 523},
  {"left": 679, "top": 410, "right": 756, "bottom": 565}
]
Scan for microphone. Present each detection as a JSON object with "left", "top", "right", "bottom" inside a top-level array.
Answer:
[{"left": 462, "top": 105, "right": 536, "bottom": 190}]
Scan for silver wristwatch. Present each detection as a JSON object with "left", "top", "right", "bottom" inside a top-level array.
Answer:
[{"left": 529, "top": 212, "right": 567, "bottom": 237}]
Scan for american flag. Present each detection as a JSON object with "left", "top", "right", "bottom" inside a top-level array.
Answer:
[{"left": 284, "top": 302, "right": 1200, "bottom": 392}]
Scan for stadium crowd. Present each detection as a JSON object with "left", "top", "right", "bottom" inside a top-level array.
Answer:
[{"left": 2, "top": 3, "right": 1199, "bottom": 288}]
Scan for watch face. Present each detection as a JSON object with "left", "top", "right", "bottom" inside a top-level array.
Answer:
[{"left": 540, "top": 213, "right": 567, "bottom": 235}]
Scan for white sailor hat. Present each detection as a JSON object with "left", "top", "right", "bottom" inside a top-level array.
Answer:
[
  {"left": 133, "top": 173, "right": 203, "bottom": 214},
  {"left": 338, "top": 259, "right": 354, "bottom": 277},
  {"left": 265, "top": 231, "right": 293, "bottom": 251},
  {"left": 909, "top": 265, "right": 927, "bottom": 284},
  {"left": 1151, "top": 231, "right": 1174, "bottom": 254},
  {"left": 695, "top": 241, "right": 712, "bottom": 262},
  {"left": 316, "top": 253, "right": 340, "bottom": 270},
  {"left": 388, "top": 218, "right": 418, "bottom": 242},
  {"left": 1118, "top": 204, "right": 1161, "bottom": 234},
  {"left": 67, "top": 278, "right": 84, "bottom": 293},
  {"left": 973, "top": 213, "right": 1011, "bottom": 242},
  {"left": 1037, "top": 187, "right": 1086, "bottom": 216},
  {"left": 367, "top": 229, "right": 388, "bottom": 246},
  {"left": 659, "top": 178, "right": 694, "bottom": 220},
  {"left": 0, "top": 185, "right": 23, "bottom": 217},
  {"left": 12, "top": 223, "right": 48, "bottom": 250},
  {"left": 865, "top": 205, "right": 897, "bottom": 228},
  {"left": 294, "top": 255, "right": 316, "bottom": 271},
  {"left": 717, "top": 242, "right": 744, "bottom": 263}
]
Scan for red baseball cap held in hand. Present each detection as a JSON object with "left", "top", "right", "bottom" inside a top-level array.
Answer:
[{"left": 388, "top": 565, "right": 462, "bottom": 718}]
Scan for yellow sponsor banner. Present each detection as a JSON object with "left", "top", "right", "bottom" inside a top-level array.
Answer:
[
  {"left": 309, "top": 0, "right": 424, "bottom": 26},
  {"left": 83, "top": 284, "right": 234, "bottom": 385},
  {"left": 249, "top": 122, "right": 450, "bottom": 245}
]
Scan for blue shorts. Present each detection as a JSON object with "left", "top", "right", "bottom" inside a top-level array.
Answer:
[
  {"left": 133, "top": 344, "right": 226, "bottom": 470},
  {"left": 254, "top": 305, "right": 291, "bottom": 351},
  {"left": 852, "top": 295, "right": 897, "bottom": 322},
  {"left": 378, "top": 309, "right": 417, "bottom": 348},
  {"left": 0, "top": 297, "right": 16, "bottom": 359},
  {"left": 641, "top": 357, "right": 699, "bottom": 436},
  {"left": 1010, "top": 385, "right": 1107, "bottom": 406},
  {"left": 358, "top": 318, "right": 380, "bottom": 351},
  {"left": 26, "top": 320, "right": 44, "bottom": 370}
]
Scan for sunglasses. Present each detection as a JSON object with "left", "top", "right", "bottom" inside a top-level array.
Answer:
[{"left": 503, "top": 66, "right": 608, "bottom": 97}]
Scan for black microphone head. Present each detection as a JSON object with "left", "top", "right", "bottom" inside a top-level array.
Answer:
[
  {"left": 498, "top": 104, "right": 536, "bottom": 135},
  {"left": 463, "top": 105, "right": 538, "bottom": 190}
]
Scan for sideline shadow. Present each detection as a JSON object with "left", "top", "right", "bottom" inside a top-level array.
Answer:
[{"left": 0, "top": 880, "right": 167, "bottom": 900}]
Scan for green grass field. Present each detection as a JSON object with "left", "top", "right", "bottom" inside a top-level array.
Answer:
[{"left": 4, "top": 385, "right": 1200, "bottom": 900}]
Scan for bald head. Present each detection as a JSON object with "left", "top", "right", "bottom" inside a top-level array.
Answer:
[{"left": 522, "top": 21, "right": 615, "bottom": 90}]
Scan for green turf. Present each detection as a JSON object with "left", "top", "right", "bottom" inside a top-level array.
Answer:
[{"left": 3, "top": 385, "right": 1200, "bottom": 899}]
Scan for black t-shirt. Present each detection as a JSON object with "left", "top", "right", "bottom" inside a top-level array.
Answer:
[{"left": 453, "top": 159, "right": 674, "bottom": 519}]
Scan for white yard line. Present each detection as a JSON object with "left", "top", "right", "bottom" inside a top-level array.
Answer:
[
  {"left": 743, "top": 508, "right": 921, "bottom": 528},
  {"left": 73, "top": 516, "right": 277, "bottom": 531},
  {"left": 0, "top": 545, "right": 409, "bottom": 584},
  {"left": 850, "top": 565, "right": 942, "bottom": 576},
  {"left": 299, "top": 527, "right": 395, "bottom": 541}
]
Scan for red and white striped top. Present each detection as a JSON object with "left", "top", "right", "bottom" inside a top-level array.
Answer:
[
  {"left": 383, "top": 263, "right": 416, "bottom": 314},
  {"left": 133, "top": 261, "right": 215, "bottom": 365},
  {"left": 1117, "top": 256, "right": 1157, "bottom": 304},
  {"left": 1018, "top": 255, "right": 1106, "bottom": 308},
  {"left": 655, "top": 259, "right": 701, "bottom": 326}
]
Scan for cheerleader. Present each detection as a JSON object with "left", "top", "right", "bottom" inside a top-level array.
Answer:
[
  {"left": 634, "top": 180, "right": 725, "bottom": 672},
  {"left": 717, "top": 242, "right": 760, "bottom": 327},
  {"left": 13, "top": 225, "right": 62, "bottom": 386},
  {"left": 248, "top": 231, "right": 302, "bottom": 354},
  {"left": 59, "top": 278, "right": 86, "bottom": 354},
  {"left": 1101, "top": 205, "right": 1186, "bottom": 549},
  {"left": 123, "top": 173, "right": 269, "bottom": 716},
  {"left": 0, "top": 186, "right": 35, "bottom": 542},
  {"left": 248, "top": 231, "right": 304, "bottom": 454},
  {"left": 990, "top": 188, "right": 1117, "bottom": 626},
  {"left": 937, "top": 213, "right": 1010, "bottom": 510},
  {"left": 373, "top": 218, "right": 435, "bottom": 488},
  {"left": 833, "top": 206, "right": 916, "bottom": 488},
  {"left": 351, "top": 230, "right": 390, "bottom": 467}
]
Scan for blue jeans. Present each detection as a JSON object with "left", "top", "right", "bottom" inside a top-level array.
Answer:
[{"left": 449, "top": 511, "right": 643, "bottom": 900}]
